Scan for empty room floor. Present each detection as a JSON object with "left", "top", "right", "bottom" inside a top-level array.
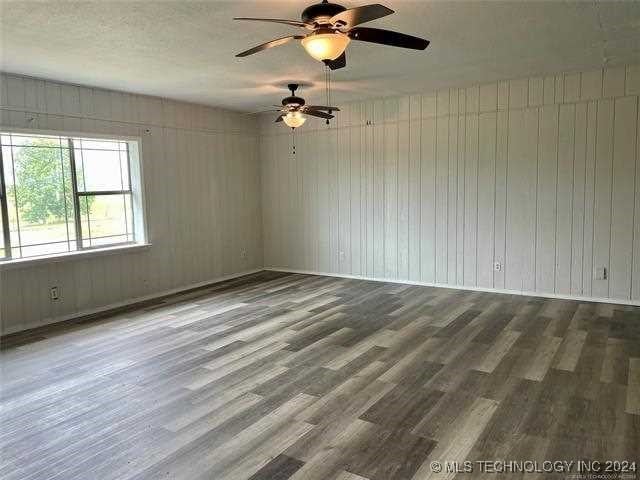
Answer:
[{"left": 1, "top": 271, "right": 639, "bottom": 480}]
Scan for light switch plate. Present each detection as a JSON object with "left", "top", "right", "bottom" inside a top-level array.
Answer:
[{"left": 594, "top": 267, "right": 607, "bottom": 280}]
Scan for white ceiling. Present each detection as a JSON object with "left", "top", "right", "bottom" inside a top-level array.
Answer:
[{"left": 1, "top": 1, "right": 639, "bottom": 112}]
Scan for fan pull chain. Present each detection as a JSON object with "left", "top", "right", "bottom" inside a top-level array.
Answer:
[
  {"left": 291, "top": 126, "right": 296, "bottom": 155},
  {"left": 325, "top": 66, "right": 329, "bottom": 106},
  {"left": 325, "top": 66, "right": 332, "bottom": 126}
]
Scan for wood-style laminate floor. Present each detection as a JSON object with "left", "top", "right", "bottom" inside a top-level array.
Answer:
[{"left": 1, "top": 271, "right": 639, "bottom": 480}]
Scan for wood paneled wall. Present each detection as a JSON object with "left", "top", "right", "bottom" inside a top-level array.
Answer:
[
  {"left": 259, "top": 65, "right": 640, "bottom": 304},
  {"left": 2, "top": 64, "right": 639, "bottom": 333},
  {"left": 0, "top": 73, "right": 262, "bottom": 334}
]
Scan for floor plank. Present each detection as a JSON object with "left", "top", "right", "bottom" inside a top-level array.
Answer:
[{"left": 1, "top": 271, "right": 638, "bottom": 480}]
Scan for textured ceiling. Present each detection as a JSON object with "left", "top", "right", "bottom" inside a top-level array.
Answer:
[{"left": 1, "top": 1, "right": 639, "bottom": 112}]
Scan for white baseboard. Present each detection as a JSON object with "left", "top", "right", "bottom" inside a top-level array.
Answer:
[
  {"left": 264, "top": 267, "right": 640, "bottom": 307},
  {"left": 6, "top": 266, "right": 635, "bottom": 336},
  {"left": 2, "top": 268, "right": 263, "bottom": 336}
]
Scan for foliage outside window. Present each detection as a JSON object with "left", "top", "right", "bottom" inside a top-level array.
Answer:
[{"left": 0, "top": 132, "right": 145, "bottom": 261}]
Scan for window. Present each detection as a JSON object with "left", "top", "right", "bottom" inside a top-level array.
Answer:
[{"left": 0, "top": 132, "right": 145, "bottom": 261}]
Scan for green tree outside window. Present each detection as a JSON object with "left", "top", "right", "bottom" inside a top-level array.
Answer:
[{"left": 8, "top": 139, "right": 92, "bottom": 225}]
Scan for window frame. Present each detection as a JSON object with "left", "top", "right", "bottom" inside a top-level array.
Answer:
[
  {"left": 0, "top": 146, "right": 11, "bottom": 258},
  {"left": 0, "top": 128, "right": 147, "bottom": 263}
]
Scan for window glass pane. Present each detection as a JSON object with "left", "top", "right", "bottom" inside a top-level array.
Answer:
[
  {"left": 0, "top": 151, "right": 5, "bottom": 258},
  {"left": 75, "top": 147, "right": 129, "bottom": 191},
  {"left": 5, "top": 135, "right": 62, "bottom": 147},
  {"left": 4, "top": 145, "right": 19, "bottom": 248},
  {"left": 75, "top": 139, "right": 122, "bottom": 150},
  {"left": 2, "top": 139, "right": 76, "bottom": 258},
  {"left": 80, "top": 193, "right": 133, "bottom": 246},
  {"left": 1, "top": 132, "right": 141, "bottom": 260},
  {"left": 120, "top": 149, "right": 130, "bottom": 189},
  {"left": 0, "top": 209, "right": 5, "bottom": 258}
]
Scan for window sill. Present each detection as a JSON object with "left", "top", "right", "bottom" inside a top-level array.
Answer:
[{"left": 0, "top": 243, "right": 152, "bottom": 271}]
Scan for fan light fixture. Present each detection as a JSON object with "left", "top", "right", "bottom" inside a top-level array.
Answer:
[
  {"left": 234, "top": 2, "right": 430, "bottom": 71},
  {"left": 301, "top": 32, "right": 350, "bottom": 61},
  {"left": 283, "top": 111, "right": 307, "bottom": 128},
  {"left": 260, "top": 84, "right": 338, "bottom": 130}
]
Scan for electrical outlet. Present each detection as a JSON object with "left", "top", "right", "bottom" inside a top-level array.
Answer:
[
  {"left": 50, "top": 286, "right": 60, "bottom": 301},
  {"left": 494, "top": 262, "right": 502, "bottom": 272},
  {"left": 240, "top": 249, "right": 247, "bottom": 259}
]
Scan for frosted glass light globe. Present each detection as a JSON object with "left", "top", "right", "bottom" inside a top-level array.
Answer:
[
  {"left": 301, "top": 32, "right": 350, "bottom": 61},
  {"left": 283, "top": 111, "right": 306, "bottom": 128}
]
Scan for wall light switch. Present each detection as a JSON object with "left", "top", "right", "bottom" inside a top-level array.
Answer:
[{"left": 594, "top": 267, "right": 607, "bottom": 280}]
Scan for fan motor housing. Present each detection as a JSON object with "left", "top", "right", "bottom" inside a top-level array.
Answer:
[
  {"left": 282, "top": 96, "right": 305, "bottom": 107},
  {"left": 301, "top": 1, "right": 346, "bottom": 24}
]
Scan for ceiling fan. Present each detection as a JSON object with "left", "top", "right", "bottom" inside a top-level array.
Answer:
[
  {"left": 234, "top": 1, "right": 430, "bottom": 70},
  {"left": 260, "top": 84, "right": 340, "bottom": 128}
]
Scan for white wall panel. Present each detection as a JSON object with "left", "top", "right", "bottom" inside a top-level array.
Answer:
[
  {"left": 536, "top": 105, "right": 558, "bottom": 294},
  {"left": 634, "top": 99, "right": 640, "bottom": 299},
  {"left": 464, "top": 113, "right": 479, "bottom": 286},
  {"left": 564, "top": 73, "right": 580, "bottom": 103},
  {"left": 420, "top": 115, "right": 436, "bottom": 283},
  {"left": 604, "top": 67, "right": 626, "bottom": 98},
  {"left": 556, "top": 104, "right": 575, "bottom": 295},
  {"left": 581, "top": 70, "right": 603, "bottom": 101},
  {"left": 260, "top": 65, "right": 640, "bottom": 304},
  {"left": 627, "top": 66, "right": 640, "bottom": 96},
  {"left": 373, "top": 101, "right": 385, "bottom": 279},
  {"left": 505, "top": 108, "right": 538, "bottom": 292},
  {"left": 610, "top": 96, "right": 637, "bottom": 299},
  {"left": 477, "top": 112, "right": 497, "bottom": 288},
  {"left": 582, "top": 101, "right": 598, "bottom": 297},
  {"left": 1, "top": 73, "right": 262, "bottom": 334},
  {"left": 447, "top": 110, "right": 458, "bottom": 285},
  {"left": 407, "top": 96, "right": 421, "bottom": 282},
  {"left": 455, "top": 112, "right": 465, "bottom": 284},
  {"left": 571, "top": 103, "right": 587, "bottom": 296},
  {"left": 435, "top": 113, "right": 449, "bottom": 283},
  {"left": 398, "top": 113, "right": 410, "bottom": 281},
  {"left": 592, "top": 99, "right": 614, "bottom": 298},
  {"left": 493, "top": 111, "right": 509, "bottom": 289},
  {"left": 338, "top": 108, "right": 350, "bottom": 275},
  {"left": 364, "top": 101, "right": 375, "bottom": 277},
  {"left": 509, "top": 79, "right": 528, "bottom": 109},
  {"left": 383, "top": 99, "right": 398, "bottom": 279},
  {"left": 554, "top": 75, "right": 565, "bottom": 105}
]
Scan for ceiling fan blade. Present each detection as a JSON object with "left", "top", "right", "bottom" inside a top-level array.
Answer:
[
  {"left": 323, "top": 52, "right": 346, "bottom": 70},
  {"left": 304, "top": 105, "right": 341, "bottom": 112},
  {"left": 348, "top": 27, "right": 429, "bottom": 50},
  {"left": 304, "top": 110, "right": 334, "bottom": 120},
  {"left": 243, "top": 109, "right": 281, "bottom": 115},
  {"left": 275, "top": 114, "right": 285, "bottom": 123},
  {"left": 330, "top": 4, "right": 394, "bottom": 28},
  {"left": 236, "top": 35, "right": 305, "bottom": 57},
  {"left": 233, "top": 17, "right": 310, "bottom": 28}
]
